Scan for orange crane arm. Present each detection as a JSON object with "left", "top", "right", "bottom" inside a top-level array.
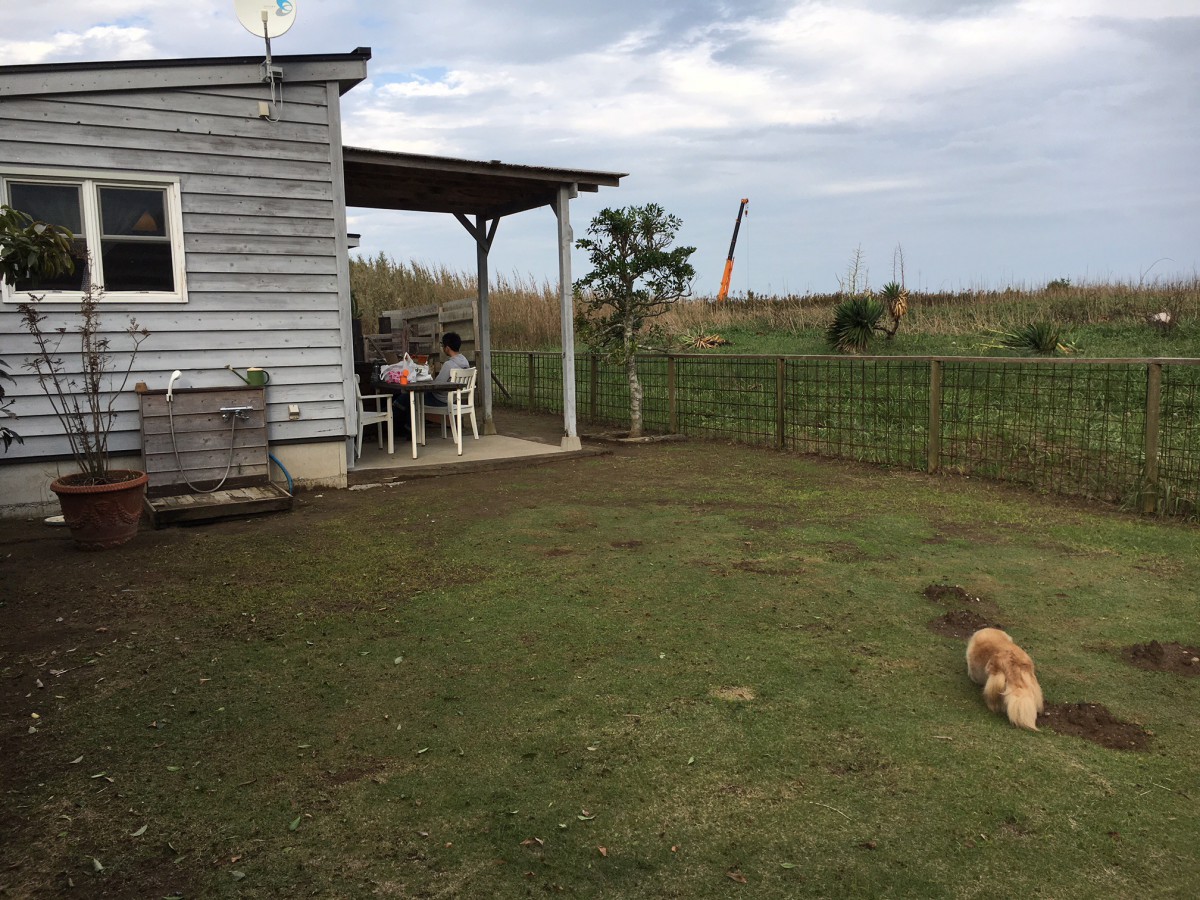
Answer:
[{"left": 717, "top": 198, "right": 749, "bottom": 302}]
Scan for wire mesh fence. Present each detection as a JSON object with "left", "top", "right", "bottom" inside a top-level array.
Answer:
[{"left": 492, "top": 351, "right": 1200, "bottom": 519}]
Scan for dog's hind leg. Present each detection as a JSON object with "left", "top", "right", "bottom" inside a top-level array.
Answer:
[{"left": 983, "top": 672, "right": 1007, "bottom": 714}]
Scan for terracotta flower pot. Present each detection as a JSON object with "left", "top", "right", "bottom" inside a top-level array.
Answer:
[{"left": 50, "top": 469, "right": 148, "bottom": 551}]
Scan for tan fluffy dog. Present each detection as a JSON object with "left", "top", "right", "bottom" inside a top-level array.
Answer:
[{"left": 966, "top": 628, "right": 1044, "bottom": 730}]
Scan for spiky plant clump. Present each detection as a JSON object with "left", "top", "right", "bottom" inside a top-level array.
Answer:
[
  {"left": 679, "top": 330, "right": 729, "bottom": 350},
  {"left": 994, "top": 321, "right": 1075, "bottom": 355},
  {"left": 826, "top": 296, "right": 884, "bottom": 353}
]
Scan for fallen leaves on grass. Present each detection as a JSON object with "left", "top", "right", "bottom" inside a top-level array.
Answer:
[{"left": 726, "top": 868, "right": 747, "bottom": 883}]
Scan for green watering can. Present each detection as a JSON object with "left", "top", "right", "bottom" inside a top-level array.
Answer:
[{"left": 227, "top": 365, "right": 270, "bottom": 387}]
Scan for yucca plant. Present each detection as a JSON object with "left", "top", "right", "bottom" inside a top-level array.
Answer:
[
  {"left": 991, "top": 321, "right": 1076, "bottom": 355},
  {"left": 878, "top": 281, "right": 909, "bottom": 339},
  {"left": 825, "top": 296, "right": 884, "bottom": 353},
  {"left": 676, "top": 328, "right": 729, "bottom": 350}
]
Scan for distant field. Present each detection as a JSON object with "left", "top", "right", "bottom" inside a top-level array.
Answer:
[{"left": 350, "top": 255, "right": 1200, "bottom": 357}]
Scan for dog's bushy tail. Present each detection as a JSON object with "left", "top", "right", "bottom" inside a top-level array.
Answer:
[
  {"left": 984, "top": 670, "right": 1040, "bottom": 731},
  {"left": 1004, "top": 686, "right": 1040, "bottom": 731}
]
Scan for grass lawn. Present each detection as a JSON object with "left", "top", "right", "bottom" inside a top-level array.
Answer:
[{"left": 3, "top": 435, "right": 1199, "bottom": 898}]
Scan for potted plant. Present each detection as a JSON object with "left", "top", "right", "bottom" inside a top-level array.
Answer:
[{"left": 2, "top": 204, "right": 151, "bottom": 550}]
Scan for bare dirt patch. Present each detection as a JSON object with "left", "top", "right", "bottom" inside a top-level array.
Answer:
[
  {"left": 1121, "top": 641, "right": 1200, "bottom": 677},
  {"left": 820, "top": 541, "right": 868, "bottom": 563},
  {"left": 711, "top": 686, "right": 756, "bottom": 702},
  {"left": 928, "top": 609, "right": 1001, "bottom": 639},
  {"left": 923, "top": 583, "right": 1004, "bottom": 638},
  {"left": 321, "top": 760, "right": 390, "bottom": 786},
  {"left": 1040, "top": 702, "right": 1153, "bottom": 751},
  {"left": 732, "top": 560, "right": 805, "bottom": 577}
]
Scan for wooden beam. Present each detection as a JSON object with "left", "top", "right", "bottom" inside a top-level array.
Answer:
[{"left": 475, "top": 214, "right": 497, "bottom": 435}]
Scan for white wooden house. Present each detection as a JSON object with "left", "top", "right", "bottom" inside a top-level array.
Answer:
[{"left": 0, "top": 49, "right": 624, "bottom": 517}]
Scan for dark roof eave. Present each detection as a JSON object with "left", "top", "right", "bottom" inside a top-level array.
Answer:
[
  {"left": 0, "top": 46, "right": 372, "bottom": 76},
  {"left": 342, "top": 145, "right": 626, "bottom": 190},
  {"left": 0, "top": 47, "right": 373, "bottom": 96}
]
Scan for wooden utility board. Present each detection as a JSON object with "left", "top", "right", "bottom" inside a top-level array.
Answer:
[{"left": 138, "top": 386, "right": 270, "bottom": 497}]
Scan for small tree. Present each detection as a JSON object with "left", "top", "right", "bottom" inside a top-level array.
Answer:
[
  {"left": 1, "top": 205, "right": 77, "bottom": 452},
  {"left": 573, "top": 204, "right": 695, "bottom": 438},
  {"left": 2, "top": 204, "right": 150, "bottom": 482}
]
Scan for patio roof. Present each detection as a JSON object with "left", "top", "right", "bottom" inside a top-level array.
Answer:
[{"left": 342, "top": 146, "right": 626, "bottom": 219}]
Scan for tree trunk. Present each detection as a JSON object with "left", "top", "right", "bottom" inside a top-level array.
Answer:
[{"left": 625, "top": 321, "right": 643, "bottom": 438}]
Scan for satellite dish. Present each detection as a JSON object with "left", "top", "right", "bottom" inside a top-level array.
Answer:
[{"left": 234, "top": 0, "right": 297, "bottom": 39}]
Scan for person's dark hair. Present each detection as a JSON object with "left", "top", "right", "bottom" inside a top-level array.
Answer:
[{"left": 441, "top": 332, "right": 462, "bottom": 352}]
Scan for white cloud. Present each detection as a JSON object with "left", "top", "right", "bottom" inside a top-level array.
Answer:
[
  {"left": 2, "top": 0, "right": 1197, "bottom": 291},
  {"left": 0, "top": 25, "right": 157, "bottom": 65}
]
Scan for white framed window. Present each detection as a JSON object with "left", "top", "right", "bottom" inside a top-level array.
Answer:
[{"left": 2, "top": 169, "right": 187, "bottom": 303}]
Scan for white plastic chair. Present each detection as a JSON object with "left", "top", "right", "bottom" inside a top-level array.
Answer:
[
  {"left": 426, "top": 367, "right": 478, "bottom": 455},
  {"left": 356, "top": 382, "right": 394, "bottom": 458}
]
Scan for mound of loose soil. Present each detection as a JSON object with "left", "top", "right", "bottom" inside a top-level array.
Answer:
[
  {"left": 927, "top": 609, "right": 1002, "bottom": 639},
  {"left": 922, "top": 583, "right": 976, "bottom": 605},
  {"left": 1040, "top": 702, "right": 1153, "bottom": 751},
  {"left": 1121, "top": 641, "right": 1200, "bottom": 677},
  {"left": 923, "top": 583, "right": 1004, "bottom": 637}
]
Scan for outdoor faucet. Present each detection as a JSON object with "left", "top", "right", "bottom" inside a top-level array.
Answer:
[{"left": 167, "top": 370, "right": 183, "bottom": 402}]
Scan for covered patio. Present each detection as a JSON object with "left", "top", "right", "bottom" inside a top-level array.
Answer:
[
  {"left": 347, "top": 408, "right": 607, "bottom": 485},
  {"left": 340, "top": 147, "right": 625, "bottom": 459}
]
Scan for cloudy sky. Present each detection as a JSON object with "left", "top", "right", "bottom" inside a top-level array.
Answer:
[{"left": 6, "top": 1, "right": 1197, "bottom": 295}]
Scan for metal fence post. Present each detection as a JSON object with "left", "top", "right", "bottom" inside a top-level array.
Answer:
[
  {"left": 667, "top": 355, "right": 677, "bottom": 433},
  {"left": 928, "top": 359, "right": 942, "bottom": 473},
  {"left": 1142, "top": 362, "right": 1162, "bottom": 513},
  {"left": 590, "top": 354, "right": 599, "bottom": 421},
  {"left": 527, "top": 352, "right": 536, "bottom": 411},
  {"left": 776, "top": 357, "right": 786, "bottom": 451}
]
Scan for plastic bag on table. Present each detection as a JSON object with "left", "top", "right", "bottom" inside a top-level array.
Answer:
[{"left": 381, "top": 353, "right": 430, "bottom": 384}]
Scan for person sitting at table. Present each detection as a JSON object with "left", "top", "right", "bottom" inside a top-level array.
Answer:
[{"left": 393, "top": 332, "right": 471, "bottom": 436}]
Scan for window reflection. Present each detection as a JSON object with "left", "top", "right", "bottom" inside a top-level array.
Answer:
[{"left": 8, "top": 182, "right": 86, "bottom": 291}]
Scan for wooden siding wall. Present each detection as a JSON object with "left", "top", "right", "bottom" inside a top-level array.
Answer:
[{"left": 0, "top": 80, "right": 349, "bottom": 463}]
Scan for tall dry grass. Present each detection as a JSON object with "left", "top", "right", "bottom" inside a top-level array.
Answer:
[
  {"left": 350, "top": 253, "right": 477, "bottom": 318},
  {"left": 350, "top": 254, "right": 1200, "bottom": 350},
  {"left": 350, "top": 254, "right": 563, "bottom": 348}
]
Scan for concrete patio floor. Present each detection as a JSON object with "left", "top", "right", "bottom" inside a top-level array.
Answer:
[{"left": 348, "top": 408, "right": 608, "bottom": 485}]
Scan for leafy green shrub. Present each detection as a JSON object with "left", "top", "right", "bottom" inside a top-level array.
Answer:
[
  {"left": 825, "top": 296, "right": 884, "bottom": 353},
  {"left": 1, "top": 359, "right": 20, "bottom": 451}
]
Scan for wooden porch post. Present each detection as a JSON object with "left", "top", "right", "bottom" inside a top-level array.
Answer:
[
  {"left": 554, "top": 184, "right": 581, "bottom": 450},
  {"left": 455, "top": 213, "right": 499, "bottom": 435}
]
